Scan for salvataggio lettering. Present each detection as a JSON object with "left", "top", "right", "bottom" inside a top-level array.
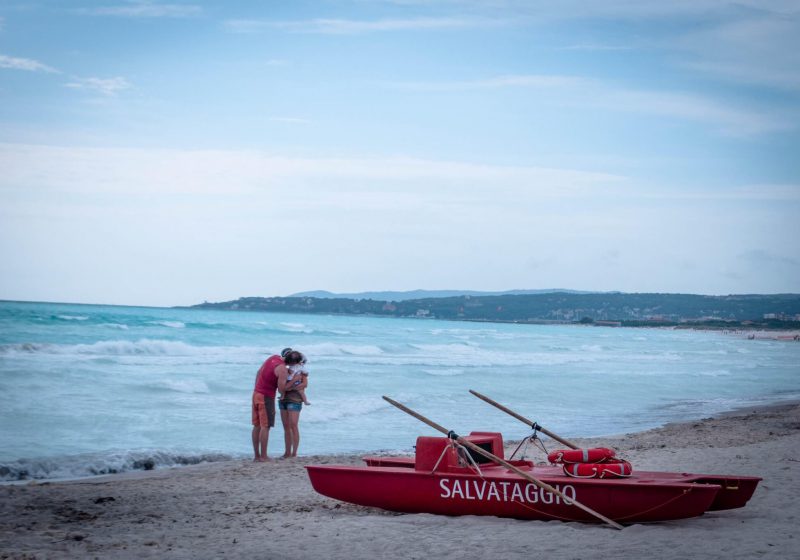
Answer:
[{"left": 439, "top": 478, "right": 576, "bottom": 506}]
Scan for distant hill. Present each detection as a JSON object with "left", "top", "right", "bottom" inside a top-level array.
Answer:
[
  {"left": 192, "top": 291, "right": 800, "bottom": 328},
  {"left": 289, "top": 289, "right": 598, "bottom": 301}
]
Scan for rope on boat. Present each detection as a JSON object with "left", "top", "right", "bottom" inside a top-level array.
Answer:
[
  {"left": 531, "top": 431, "right": 550, "bottom": 457},
  {"left": 613, "top": 488, "right": 695, "bottom": 522},
  {"left": 512, "top": 486, "right": 693, "bottom": 524},
  {"left": 509, "top": 428, "right": 550, "bottom": 462},
  {"left": 429, "top": 439, "right": 484, "bottom": 477},
  {"left": 509, "top": 438, "right": 528, "bottom": 460},
  {"left": 455, "top": 442, "right": 484, "bottom": 477},
  {"left": 430, "top": 444, "right": 451, "bottom": 474},
  {"left": 510, "top": 487, "right": 690, "bottom": 525}
]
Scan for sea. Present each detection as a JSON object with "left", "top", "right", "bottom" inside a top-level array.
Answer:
[{"left": 1, "top": 300, "right": 799, "bottom": 482}]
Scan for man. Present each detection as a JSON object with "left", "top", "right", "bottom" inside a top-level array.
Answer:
[{"left": 251, "top": 348, "right": 292, "bottom": 462}]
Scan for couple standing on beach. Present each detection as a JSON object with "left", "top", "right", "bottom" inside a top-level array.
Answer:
[{"left": 251, "top": 347, "right": 310, "bottom": 461}]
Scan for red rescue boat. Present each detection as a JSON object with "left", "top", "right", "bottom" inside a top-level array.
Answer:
[{"left": 307, "top": 431, "right": 760, "bottom": 524}]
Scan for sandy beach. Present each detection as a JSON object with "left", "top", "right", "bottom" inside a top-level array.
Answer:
[{"left": 1, "top": 402, "right": 798, "bottom": 560}]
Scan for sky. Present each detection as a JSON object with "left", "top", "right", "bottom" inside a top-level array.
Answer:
[{"left": 1, "top": 0, "right": 799, "bottom": 307}]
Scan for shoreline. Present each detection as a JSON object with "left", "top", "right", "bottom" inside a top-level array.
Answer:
[
  {"left": 5, "top": 395, "right": 798, "bottom": 486},
  {"left": 2, "top": 402, "right": 798, "bottom": 559}
]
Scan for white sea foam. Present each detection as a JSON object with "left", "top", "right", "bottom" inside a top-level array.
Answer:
[
  {"left": 0, "top": 340, "right": 255, "bottom": 362},
  {"left": 280, "top": 322, "right": 314, "bottom": 333},
  {"left": 0, "top": 450, "right": 233, "bottom": 482},
  {"left": 56, "top": 315, "right": 89, "bottom": 321},
  {"left": 300, "top": 342, "right": 385, "bottom": 356},
  {"left": 73, "top": 339, "right": 201, "bottom": 355},
  {"left": 151, "top": 321, "right": 185, "bottom": 329},
  {"left": 0, "top": 342, "right": 53, "bottom": 354},
  {"left": 101, "top": 323, "right": 129, "bottom": 330},
  {"left": 303, "top": 394, "right": 413, "bottom": 423},
  {"left": 421, "top": 368, "right": 466, "bottom": 377},
  {"left": 697, "top": 369, "right": 732, "bottom": 377},
  {"left": 151, "top": 379, "right": 211, "bottom": 393}
]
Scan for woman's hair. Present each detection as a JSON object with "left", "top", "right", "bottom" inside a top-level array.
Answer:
[{"left": 284, "top": 350, "right": 304, "bottom": 366}]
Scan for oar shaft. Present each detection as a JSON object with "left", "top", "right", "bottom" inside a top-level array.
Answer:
[
  {"left": 469, "top": 389, "right": 579, "bottom": 450},
  {"left": 382, "top": 396, "right": 623, "bottom": 530}
]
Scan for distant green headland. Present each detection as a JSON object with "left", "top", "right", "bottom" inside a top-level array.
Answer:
[{"left": 191, "top": 291, "right": 800, "bottom": 330}]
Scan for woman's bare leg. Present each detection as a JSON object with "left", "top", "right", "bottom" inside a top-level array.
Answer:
[
  {"left": 289, "top": 410, "right": 301, "bottom": 456},
  {"left": 279, "top": 408, "right": 292, "bottom": 458}
]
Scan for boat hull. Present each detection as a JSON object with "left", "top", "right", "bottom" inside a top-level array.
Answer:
[
  {"left": 306, "top": 464, "right": 721, "bottom": 523},
  {"left": 361, "top": 457, "right": 761, "bottom": 512}
]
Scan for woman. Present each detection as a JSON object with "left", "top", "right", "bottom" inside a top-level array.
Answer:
[{"left": 278, "top": 350, "right": 307, "bottom": 458}]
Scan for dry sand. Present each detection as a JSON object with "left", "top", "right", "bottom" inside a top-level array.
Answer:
[{"left": 1, "top": 403, "right": 799, "bottom": 560}]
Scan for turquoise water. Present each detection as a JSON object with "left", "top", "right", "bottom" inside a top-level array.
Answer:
[{"left": 1, "top": 300, "right": 798, "bottom": 481}]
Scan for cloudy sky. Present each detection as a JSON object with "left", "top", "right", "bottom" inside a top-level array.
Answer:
[{"left": 1, "top": 1, "right": 798, "bottom": 306}]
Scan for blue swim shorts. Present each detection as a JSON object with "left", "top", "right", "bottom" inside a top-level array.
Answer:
[{"left": 279, "top": 400, "right": 303, "bottom": 412}]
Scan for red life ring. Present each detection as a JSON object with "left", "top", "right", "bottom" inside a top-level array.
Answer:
[
  {"left": 547, "top": 447, "right": 616, "bottom": 464},
  {"left": 563, "top": 459, "right": 633, "bottom": 479}
]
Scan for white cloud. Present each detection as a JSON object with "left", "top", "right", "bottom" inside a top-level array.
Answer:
[
  {"left": 0, "top": 54, "right": 58, "bottom": 73},
  {"left": 724, "top": 184, "right": 800, "bottom": 201},
  {"left": 739, "top": 249, "right": 800, "bottom": 267},
  {"left": 394, "top": 1, "right": 800, "bottom": 20},
  {"left": 675, "top": 16, "right": 800, "bottom": 91},
  {"left": 269, "top": 117, "right": 311, "bottom": 124},
  {"left": 370, "top": 2, "right": 800, "bottom": 91},
  {"left": 0, "top": 143, "right": 623, "bottom": 197},
  {"left": 79, "top": 1, "right": 202, "bottom": 18},
  {"left": 641, "top": 184, "right": 800, "bottom": 202},
  {"left": 595, "top": 87, "right": 791, "bottom": 137},
  {"left": 65, "top": 76, "right": 132, "bottom": 96},
  {"left": 388, "top": 74, "right": 790, "bottom": 136},
  {"left": 1, "top": 143, "right": 796, "bottom": 303},
  {"left": 389, "top": 74, "right": 584, "bottom": 91},
  {"left": 557, "top": 44, "right": 633, "bottom": 51},
  {"left": 225, "top": 16, "right": 507, "bottom": 34}
]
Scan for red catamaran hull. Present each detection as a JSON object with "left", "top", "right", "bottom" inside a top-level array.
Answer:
[
  {"left": 307, "top": 463, "right": 723, "bottom": 522},
  {"left": 307, "top": 432, "right": 760, "bottom": 524},
  {"left": 361, "top": 456, "right": 761, "bottom": 512}
]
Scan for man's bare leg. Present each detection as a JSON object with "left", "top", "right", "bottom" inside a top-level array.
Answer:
[
  {"left": 252, "top": 425, "right": 260, "bottom": 461},
  {"left": 259, "top": 426, "right": 270, "bottom": 462}
]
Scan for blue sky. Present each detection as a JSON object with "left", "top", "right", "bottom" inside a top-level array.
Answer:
[{"left": 1, "top": 1, "right": 798, "bottom": 306}]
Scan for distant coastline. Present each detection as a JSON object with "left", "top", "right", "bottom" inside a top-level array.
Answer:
[{"left": 189, "top": 291, "right": 800, "bottom": 332}]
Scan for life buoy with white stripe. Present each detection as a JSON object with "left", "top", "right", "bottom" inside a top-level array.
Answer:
[
  {"left": 547, "top": 447, "right": 616, "bottom": 464},
  {"left": 563, "top": 459, "right": 633, "bottom": 479}
]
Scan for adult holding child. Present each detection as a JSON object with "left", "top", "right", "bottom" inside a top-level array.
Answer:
[
  {"left": 251, "top": 347, "right": 303, "bottom": 462},
  {"left": 278, "top": 349, "right": 308, "bottom": 458}
]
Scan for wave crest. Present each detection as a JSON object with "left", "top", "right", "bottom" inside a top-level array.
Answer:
[
  {"left": 0, "top": 450, "right": 234, "bottom": 482},
  {"left": 0, "top": 339, "right": 217, "bottom": 357}
]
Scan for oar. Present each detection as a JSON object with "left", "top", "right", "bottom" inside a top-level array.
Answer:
[
  {"left": 469, "top": 389, "right": 579, "bottom": 450},
  {"left": 382, "top": 396, "right": 624, "bottom": 530}
]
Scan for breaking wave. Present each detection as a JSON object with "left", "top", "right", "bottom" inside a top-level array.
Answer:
[
  {"left": 0, "top": 450, "right": 235, "bottom": 482},
  {"left": 0, "top": 339, "right": 230, "bottom": 357}
]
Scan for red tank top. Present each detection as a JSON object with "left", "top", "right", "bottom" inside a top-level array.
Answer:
[{"left": 254, "top": 355, "right": 283, "bottom": 398}]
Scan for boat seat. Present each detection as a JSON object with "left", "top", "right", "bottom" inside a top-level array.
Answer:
[{"left": 414, "top": 432, "right": 504, "bottom": 472}]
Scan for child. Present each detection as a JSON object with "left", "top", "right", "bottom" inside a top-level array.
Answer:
[{"left": 286, "top": 355, "right": 311, "bottom": 405}]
